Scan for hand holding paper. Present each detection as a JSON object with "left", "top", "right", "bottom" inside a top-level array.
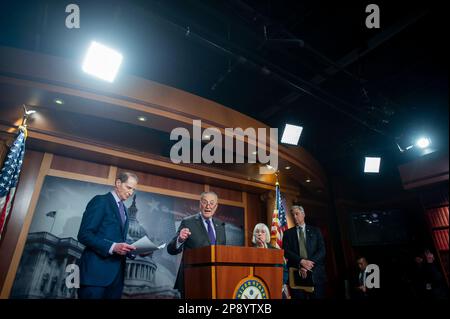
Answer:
[{"left": 131, "top": 236, "right": 166, "bottom": 255}]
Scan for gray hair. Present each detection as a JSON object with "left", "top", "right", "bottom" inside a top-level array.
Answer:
[
  {"left": 290, "top": 205, "right": 305, "bottom": 214},
  {"left": 116, "top": 171, "right": 138, "bottom": 183},
  {"left": 252, "top": 223, "right": 271, "bottom": 245},
  {"left": 200, "top": 191, "right": 218, "bottom": 201}
]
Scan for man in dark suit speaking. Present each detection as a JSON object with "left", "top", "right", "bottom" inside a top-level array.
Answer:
[
  {"left": 283, "top": 205, "right": 327, "bottom": 299},
  {"left": 77, "top": 171, "right": 138, "bottom": 299},
  {"left": 167, "top": 191, "right": 226, "bottom": 297}
]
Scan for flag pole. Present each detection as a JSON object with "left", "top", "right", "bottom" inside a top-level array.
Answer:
[
  {"left": 270, "top": 170, "right": 280, "bottom": 247},
  {"left": 275, "top": 170, "right": 279, "bottom": 186}
]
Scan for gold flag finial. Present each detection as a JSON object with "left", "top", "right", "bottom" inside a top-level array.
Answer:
[{"left": 20, "top": 104, "right": 34, "bottom": 138}]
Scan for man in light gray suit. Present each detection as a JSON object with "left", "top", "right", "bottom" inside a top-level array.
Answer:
[{"left": 167, "top": 191, "right": 226, "bottom": 297}]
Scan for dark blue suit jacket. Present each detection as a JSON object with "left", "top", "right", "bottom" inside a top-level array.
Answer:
[
  {"left": 77, "top": 192, "right": 129, "bottom": 287},
  {"left": 282, "top": 225, "right": 327, "bottom": 284},
  {"left": 167, "top": 214, "right": 226, "bottom": 295}
]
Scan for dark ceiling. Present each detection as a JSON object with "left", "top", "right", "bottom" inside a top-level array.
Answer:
[{"left": 1, "top": 0, "right": 448, "bottom": 200}]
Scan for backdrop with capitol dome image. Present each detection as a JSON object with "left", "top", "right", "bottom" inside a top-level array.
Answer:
[{"left": 9, "top": 175, "right": 244, "bottom": 299}]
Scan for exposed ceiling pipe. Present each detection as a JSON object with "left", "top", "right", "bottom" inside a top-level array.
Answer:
[
  {"left": 261, "top": 9, "right": 429, "bottom": 120},
  {"left": 128, "top": 2, "right": 389, "bottom": 137}
]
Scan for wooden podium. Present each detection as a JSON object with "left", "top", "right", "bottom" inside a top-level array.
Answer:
[{"left": 183, "top": 245, "right": 284, "bottom": 299}]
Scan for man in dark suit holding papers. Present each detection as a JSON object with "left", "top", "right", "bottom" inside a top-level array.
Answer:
[
  {"left": 283, "top": 205, "right": 327, "bottom": 299},
  {"left": 77, "top": 172, "right": 138, "bottom": 299}
]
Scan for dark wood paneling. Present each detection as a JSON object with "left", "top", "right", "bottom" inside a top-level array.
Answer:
[
  {"left": 210, "top": 186, "right": 242, "bottom": 202},
  {"left": 216, "top": 265, "right": 283, "bottom": 299},
  {"left": 129, "top": 170, "right": 204, "bottom": 195},
  {"left": 184, "top": 246, "right": 213, "bottom": 265},
  {"left": 216, "top": 266, "right": 249, "bottom": 299},
  {"left": 184, "top": 245, "right": 283, "bottom": 265},
  {"left": 25, "top": 131, "right": 283, "bottom": 194},
  {"left": 0, "top": 150, "right": 44, "bottom": 291},
  {"left": 184, "top": 267, "right": 213, "bottom": 299},
  {"left": 49, "top": 153, "right": 206, "bottom": 196},
  {"left": 51, "top": 155, "right": 110, "bottom": 178},
  {"left": 0, "top": 138, "right": 10, "bottom": 164},
  {"left": 254, "top": 266, "right": 283, "bottom": 299},
  {"left": 51, "top": 154, "right": 206, "bottom": 195},
  {"left": 215, "top": 246, "right": 283, "bottom": 265},
  {"left": 184, "top": 246, "right": 283, "bottom": 298},
  {"left": 246, "top": 192, "right": 265, "bottom": 246}
]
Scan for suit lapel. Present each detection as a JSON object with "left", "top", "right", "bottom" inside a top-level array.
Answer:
[
  {"left": 305, "top": 226, "right": 313, "bottom": 254},
  {"left": 291, "top": 227, "right": 300, "bottom": 255},
  {"left": 195, "top": 214, "right": 210, "bottom": 244},
  {"left": 107, "top": 193, "right": 126, "bottom": 236},
  {"left": 213, "top": 219, "right": 224, "bottom": 244},
  {"left": 123, "top": 205, "right": 129, "bottom": 238}
]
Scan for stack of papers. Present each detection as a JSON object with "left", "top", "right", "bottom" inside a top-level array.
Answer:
[{"left": 131, "top": 236, "right": 166, "bottom": 254}]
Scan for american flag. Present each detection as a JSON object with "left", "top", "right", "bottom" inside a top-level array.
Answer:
[
  {"left": 270, "top": 181, "right": 288, "bottom": 249},
  {"left": 0, "top": 127, "right": 27, "bottom": 240}
]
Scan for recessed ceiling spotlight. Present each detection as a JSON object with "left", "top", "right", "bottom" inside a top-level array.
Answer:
[
  {"left": 54, "top": 98, "right": 64, "bottom": 105},
  {"left": 137, "top": 116, "right": 147, "bottom": 122}
]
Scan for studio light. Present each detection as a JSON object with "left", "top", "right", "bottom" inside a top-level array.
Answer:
[
  {"left": 82, "top": 41, "right": 123, "bottom": 82},
  {"left": 396, "top": 134, "right": 434, "bottom": 154},
  {"left": 281, "top": 124, "right": 303, "bottom": 145},
  {"left": 364, "top": 157, "right": 381, "bottom": 173},
  {"left": 416, "top": 137, "right": 431, "bottom": 149}
]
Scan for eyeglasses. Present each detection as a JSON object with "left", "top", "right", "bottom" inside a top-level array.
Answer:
[{"left": 201, "top": 200, "right": 217, "bottom": 207}]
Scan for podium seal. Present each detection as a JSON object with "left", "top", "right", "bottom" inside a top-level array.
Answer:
[{"left": 233, "top": 276, "right": 269, "bottom": 299}]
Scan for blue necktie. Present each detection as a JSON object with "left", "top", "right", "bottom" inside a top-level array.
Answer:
[
  {"left": 118, "top": 201, "right": 126, "bottom": 225},
  {"left": 206, "top": 219, "right": 216, "bottom": 245}
]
